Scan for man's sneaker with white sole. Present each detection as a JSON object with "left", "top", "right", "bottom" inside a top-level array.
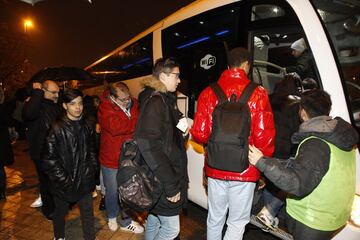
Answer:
[{"left": 120, "top": 220, "right": 144, "bottom": 234}]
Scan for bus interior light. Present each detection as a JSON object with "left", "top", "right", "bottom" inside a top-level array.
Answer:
[
  {"left": 176, "top": 36, "right": 210, "bottom": 49},
  {"left": 215, "top": 29, "right": 230, "bottom": 36}
]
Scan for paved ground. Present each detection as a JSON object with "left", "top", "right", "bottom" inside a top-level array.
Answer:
[{"left": 0, "top": 140, "right": 277, "bottom": 240}]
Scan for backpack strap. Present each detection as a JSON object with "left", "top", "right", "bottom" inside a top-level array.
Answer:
[
  {"left": 210, "top": 82, "right": 228, "bottom": 104},
  {"left": 238, "top": 82, "right": 258, "bottom": 104}
]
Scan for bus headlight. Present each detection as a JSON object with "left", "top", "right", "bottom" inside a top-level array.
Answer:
[{"left": 350, "top": 194, "right": 360, "bottom": 227}]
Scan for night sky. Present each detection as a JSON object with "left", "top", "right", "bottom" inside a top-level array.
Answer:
[{"left": 1, "top": 0, "right": 195, "bottom": 71}]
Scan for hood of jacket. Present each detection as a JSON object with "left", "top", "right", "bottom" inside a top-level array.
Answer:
[
  {"left": 141, "top": 76, "right": 167, "bottom": 93},
  {"left": 292, "top": 116, "right": 359, "bottom": 151},
  {"left": 139, "top": 76, "right": 178, "bottom": 107}
]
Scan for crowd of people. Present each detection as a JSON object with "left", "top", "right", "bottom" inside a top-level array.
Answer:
[{"left": 0, "top": 42, "right": 357, "bottom": 240}]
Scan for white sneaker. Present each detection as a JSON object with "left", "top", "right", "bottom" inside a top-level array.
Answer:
[
  {"left": 54, "top": 238, "right": 65, "bottom": 240},
  {"left": 31, "top": 195, "right": 42, "bottom": 208},
  {"left": 257, "top": 207, "right": 279, "bottom": 229},
  {"left": 92, "top": 190, "right": 98, "bottom": 198},
  {"left": 108, "top": 218, "right": 118, "bottom": 232},
  {"left": 120, "top": 220, "right": 144, "bottom": 234}
]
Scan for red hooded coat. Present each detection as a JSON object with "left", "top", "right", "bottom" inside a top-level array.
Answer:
[
  {"left": 98, "top": 92, "right": 139, "bottom": 169},
  {"left": 190, "top": 68, "right": 275, "bottom": 181}
]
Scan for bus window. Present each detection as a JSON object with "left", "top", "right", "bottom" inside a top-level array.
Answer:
[
  {"left": 162, "top": 2, "right": 245, "bottom": 117},
  {"left": 251, "top": 32, "right": 319, "bottom": 94},
  {"left": 251, "top": 4, "right": 285, "bottom": 21},
  {"left": 311, "top": 0, "right": 360, "bottom": 132},
  {"left": 249, "top": 2, "right": 320, "bottom": 95},
  {"left": 89, "top": 34, "right": 153, "bottom": 82}
]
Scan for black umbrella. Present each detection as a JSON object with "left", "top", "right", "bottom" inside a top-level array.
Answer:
[{"left": 29, "top": 66, "right": 94, "bottom": 83}]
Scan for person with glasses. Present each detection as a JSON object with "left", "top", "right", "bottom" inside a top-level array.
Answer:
[
  {"left": 97, "top": 82, "right": 144, "bottom": 234},
  {"left": 136, "top": 57, "right": 189, "bottom": 240},
  {"left": 23, "top": 79, "right": 62, "bottom": 220}
]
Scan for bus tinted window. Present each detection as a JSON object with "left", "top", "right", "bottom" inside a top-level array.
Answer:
[
  {"left": 312, "top": 0, "right": 360, "bottom": 131},
  {"left": 162, "top": 3, "right": 242, "bottom": 102},
  {"left": 89, "top": 34, "right": 153, "bottom": 82}
]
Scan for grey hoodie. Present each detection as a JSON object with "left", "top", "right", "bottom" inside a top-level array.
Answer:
[{"left": 255, "top": 116, "right": 358, "bottom": 197}]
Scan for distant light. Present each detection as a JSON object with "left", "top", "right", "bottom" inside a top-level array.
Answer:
[
  {"left": 215, "top": 30, "right": 230, "bottom": 36},
  {"left": 23, "top": 19, "right": 34, "bottom": 33},
  {"left": 230, "top": 9, "right": 235, "bottom": 13},
  {"left": 282, "top": 35, "right": 288, "bottom": 39},
  {"left": 24, "top": 20, "right": 33, "bottom": 28},
  {"left": 199, "top": 21, "right": 204, "bottom": 24},
  {"left": 273, "top": 7, "right": 279, "bottom": 13},
  {"left": 176, "top": 36, "right": 210, "bottom": 49},
  {"left": 174, "top": 32, "right": 180, "bottom": 37}
]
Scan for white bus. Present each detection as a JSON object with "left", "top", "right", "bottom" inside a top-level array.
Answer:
[{"left": 84, "top": 0, "right": 360, "bottom": 239}]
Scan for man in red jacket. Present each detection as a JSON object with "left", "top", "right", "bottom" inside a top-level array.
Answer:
[
  {"left": 191, "top": 47, "right": 275, "bottom": 240},
  {"left": 98, "top": 82, "right": 143, "bottom": 233}
]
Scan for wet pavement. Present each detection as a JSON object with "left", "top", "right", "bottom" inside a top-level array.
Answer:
[{"left": 0, "top": 140, "right": 276, "bottom": 240}]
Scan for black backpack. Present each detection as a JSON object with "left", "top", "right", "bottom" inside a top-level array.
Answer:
[
  {"left": 116, "top": 93, "right": 165, "bottom": 212},
  {"left": 116, "top": 139, "right": 161, "bottom": 212},
  {"left": 207, "top": 82, "right": 258, "bottom": 173}
]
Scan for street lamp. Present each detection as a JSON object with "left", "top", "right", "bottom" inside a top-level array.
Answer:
[{"left": 23, "top": 19, "right": 34, "bottom": 33}]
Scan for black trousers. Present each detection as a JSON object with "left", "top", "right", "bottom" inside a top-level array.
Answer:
[
  {"left": 286, "top": 212, "right": 337, "bottom": 240},
  {"left": 53, "top": 193, "right": 95, "bottom": 240},
  {"left": 33, "top": 158, "right": 55, "bottom": 218}
]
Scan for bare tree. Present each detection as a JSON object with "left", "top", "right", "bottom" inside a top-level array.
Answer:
[{"left": 0, "top": 23, "right": 35, "bottom": 98}]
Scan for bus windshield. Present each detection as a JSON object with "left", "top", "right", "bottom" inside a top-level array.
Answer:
[{"left": 311, "top": 0, "right": 360, "bottom": 130}]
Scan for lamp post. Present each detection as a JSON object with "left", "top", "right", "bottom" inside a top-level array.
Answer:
[{"left": 23, "top": 19, "right": 33, "bottom": 33}]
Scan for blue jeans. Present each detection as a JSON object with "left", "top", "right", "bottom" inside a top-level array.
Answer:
[
  {"left": 145, "top": 214, "right": 180, "bottom": 240},
  {"left": 263, "top": 188, "right": 285, "bottom": 217},
  {"left": 101, "top": 166, "right": 131, "bottom": 226},
  {"left": 207, "top": 178, "right": 256, "bottom": 240}
]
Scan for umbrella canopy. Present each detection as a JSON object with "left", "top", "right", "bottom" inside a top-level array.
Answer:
[
  {"left": 19, "top": 0, "right": 92, "bottom": 5},
  {"left": 29, "top": 66, "right": 94, "bottom": 83}
]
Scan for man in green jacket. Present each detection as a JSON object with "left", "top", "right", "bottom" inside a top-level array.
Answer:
[{"left": 249, "top": 89, "right": 358, "bottom": 240}]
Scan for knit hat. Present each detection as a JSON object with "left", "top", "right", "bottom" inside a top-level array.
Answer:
[{"left": 290, "top": 38, "right": 307, "bottom": 53}]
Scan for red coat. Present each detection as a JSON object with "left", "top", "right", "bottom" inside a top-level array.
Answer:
[
  {"left": 190, "top": 68, "right": 275, "bottom": 181},
  {"left": 98, "top": 93, "right": 139, "bottom": 169}
]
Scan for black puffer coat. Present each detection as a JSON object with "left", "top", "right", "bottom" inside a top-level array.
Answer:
[
  {"left": 136, "top": 77, "right": 189, "bottom": 216},
  {"left": 23, "top": 89, "right": 62, "bottom": 161},
  {"left": 42, "top": 115, "right": 98, "bottom": 202}
]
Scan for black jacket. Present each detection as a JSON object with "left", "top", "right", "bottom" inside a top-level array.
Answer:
[
  {"left": 22, "top": 89, "right": 61, "bottom": 160},
  {"left": 255, "top": 116, "right": 358, "bottom": 197},
  {"left": 136, "top": 78, "right": 189, "bottom": 216},
  {"left": 42, "top": 115, "right": 98, "bottom": 202},
  {"left": 286, "top": 50, "right": 315, "bottom": 79}
]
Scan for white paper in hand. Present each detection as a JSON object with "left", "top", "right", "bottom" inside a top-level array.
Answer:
[{"left": 176, "top": 117, "right": 188, "bottom": 133}]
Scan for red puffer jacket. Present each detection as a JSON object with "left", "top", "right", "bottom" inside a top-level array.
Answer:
[
  {"left": 190, "top": 68, "right": 275, "bottom": 181},
  {"left": 98, "top": 93, "right": 139, "bottom": 169}
]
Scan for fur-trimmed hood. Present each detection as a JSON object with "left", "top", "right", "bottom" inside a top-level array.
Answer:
[{"left": 141, "top": 76, "right": 167, "bottom": 93}]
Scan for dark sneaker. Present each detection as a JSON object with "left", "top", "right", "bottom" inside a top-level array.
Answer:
[{"left": 99, "top": 196, "right": 105, "bottom": 211}]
